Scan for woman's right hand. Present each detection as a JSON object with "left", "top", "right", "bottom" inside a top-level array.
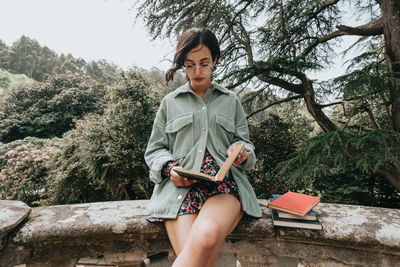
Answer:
[{"left": 170, "top": 166, "right": 197, "bottom": 187}]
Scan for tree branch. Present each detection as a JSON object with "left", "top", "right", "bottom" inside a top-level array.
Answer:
[
  {"left": 256, "top": 74, "right": 305, "bottom": 95},
  {"left": 336, "top": 17, "right": 384, "bottom": 36},
  {"left": 309, "top": 0, "right": 340, "bottom": 20},
  {"left": 242, "top": 88, "right": 266, "bottom": 106},
  {"left": 239, "top": 19, "right": 254, "bottom": 64},
  {"left": 226, "top": 74, "right": 254, "bottom": 89},
  {"left": 342, "top": 109, "right": 356, "bottom": 130},
  {"left": 279, "top": 0, "right": 296, "bottom": 57},
  {"left": 302, "top": 30, "right": 348, "bottom": 56},
  {"left": 253, "top": 62, "right": 309, "bottom": 89},
  {"left": 230, "top": 21, "right": 254, "bottom": 64},
  {"left": 220, "top": 0, "right": 254, "bottom": 43},
  {"left": 337, "top": 120, "right": 374, "bottom": 131},
  {"left": 381, "top": 92, "right": 395, "bottom": 130},
  {"left": 365, "top": 107, "right": 380, "bottom": 130},
  {"left": 236, "top": 79, "right": 253, "bottom": 96},
  {"left": 317, "top": 101, "right": 344, "bottom": 108},
  {"left": 246, "top": 95, "right": 303, "bottom": 119},
  {"left": 301, "top": 74, "right": 337, "bottom": 132}
]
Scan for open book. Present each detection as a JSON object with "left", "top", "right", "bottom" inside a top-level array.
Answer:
[{"left": 173, "top": 143, "right": 245, "bottom": 183}]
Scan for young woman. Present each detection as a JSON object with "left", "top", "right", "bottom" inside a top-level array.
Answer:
[{"left": 144, "top": 28, "right": 261, "bottom": 267}]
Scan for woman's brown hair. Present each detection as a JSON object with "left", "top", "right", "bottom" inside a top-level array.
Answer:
[{"left": 166, "top": 28, "right": 220, "bottom": 83}]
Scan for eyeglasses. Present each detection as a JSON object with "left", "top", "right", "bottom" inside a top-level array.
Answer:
[{"left": 183, "top": 63, "right": 212, "bottom": 73}]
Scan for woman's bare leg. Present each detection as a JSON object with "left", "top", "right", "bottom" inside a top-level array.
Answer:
[
  {"left": 172, "top": 193, "right": 244, "bottom": 267},
  {"left": 164, "top": 213, "right": 198, "bottom": 255}
]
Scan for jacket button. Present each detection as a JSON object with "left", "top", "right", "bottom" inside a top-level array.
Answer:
[
  {"left": 202, "top": 106, "right": 206, "bottom": 110},
  {"left": 177, "top": 195, "right": 182, "bottom": 200}
]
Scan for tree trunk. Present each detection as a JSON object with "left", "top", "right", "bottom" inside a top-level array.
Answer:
[
  {"left": 378, "top": 0, "right": 400, "bottom": 190},
  {"left": 375, "top": 168, "right": 400, "bottom": 192},
  {"left": 380, "top": 0, "right": 400, "bottom": 132}
]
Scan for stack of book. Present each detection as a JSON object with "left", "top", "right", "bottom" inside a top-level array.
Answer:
[{"left": 267, "top": 192, "right": 323, "bottom": 230}]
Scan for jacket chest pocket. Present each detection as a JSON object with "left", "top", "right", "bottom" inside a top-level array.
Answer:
[
  {"left": 165, "top": 112, "right": 194, "bottom": 158},
  {"left": 215, "top": 114, "right": 235, "bottom": 153}
]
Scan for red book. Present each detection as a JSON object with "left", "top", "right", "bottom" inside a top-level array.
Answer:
[{"left": 267, "top": 192, "right": 320, "bottom": 217}]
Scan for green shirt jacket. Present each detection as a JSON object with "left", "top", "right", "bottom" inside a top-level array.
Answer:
[{"left": 144, "top": 82, "right": 262, "bottom": 219}]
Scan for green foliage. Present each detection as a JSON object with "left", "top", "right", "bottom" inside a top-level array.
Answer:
[
  {"left": 47, "top": 70, "right": 159, "bottom": 204},
  {"left": 0, "top": 68, "right": 33, "bottom": 93},
  {"left": 251, "top": 114, "right": 297, "bottom": 171},
  {"left": 312, "top": 168, "right": 400, "bottom": 208},
  {"left": 230, "top": 56, "right": 323, "bottom": 85},
  {"left": 136, "top": 0, "right": 400, "bottom": 198},
  {"left": 247, "top": 114, "right": 307, "bottom": 199},
  {"left": 140, "top": 67, "right": 187, "bottom": 97},
  {"left": 0, "top": 73, "right": 108, "bottom": 143},
  {"left": 277, "top": 130, "right": 400, "bottom": 207},
  {"left": 137, "top": 0, "right": 341, "bottom": 88},
  {"left": 279, "top": 105, "right": 316, "bottom": 143},
  {"left": 279, "top": 130, "right": 400, "bottom": 180},
  {"left": 0, "top": 36, "right": 120, "bottom": 84},
  {"left": 334, "top": 53, "right": 395, "bottom": 100},
  {"left": 45, "top": 128, "right": 111, "bottom": 205},
  {"left": 0, "top": 137, "right": 60, "bottom": 206},
  {"left": 0, "top": 72, "right": 9, "bottom": 91}
]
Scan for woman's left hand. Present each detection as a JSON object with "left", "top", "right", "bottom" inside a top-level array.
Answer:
[{"left": 227, "top": 142, "right": 247, "bottom": 167}]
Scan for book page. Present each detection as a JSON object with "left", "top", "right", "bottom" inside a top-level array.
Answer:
[
  {"left": 216, "top": 143, "right": 244, "bottom": 181},
  {"left": 173, "top": 143, "right": 245, "bottom": 183},
  {"left": 173, "top": 168, "right": 216, "bottom": 182}
]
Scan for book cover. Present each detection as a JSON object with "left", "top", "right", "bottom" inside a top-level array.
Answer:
[
  {"left": 267, "top": 191, "right": 320, "bottom": 217},
  {"left": 270, "top": 209, "right": 322, "bottom": 230},
  {"left": 272, "top": 194, "right": 317, "bottom": 221},
  {"left": 173, "top": 143, "right": 244, "bottom": 183}
]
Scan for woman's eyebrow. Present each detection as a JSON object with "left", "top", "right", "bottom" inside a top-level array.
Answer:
[{"left": 184, "top": 57, "right": 211, "bottom": 62}]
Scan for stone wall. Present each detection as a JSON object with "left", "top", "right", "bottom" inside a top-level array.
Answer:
[{"left": 1, "top": 199, "right": 399, "bottom": 267}]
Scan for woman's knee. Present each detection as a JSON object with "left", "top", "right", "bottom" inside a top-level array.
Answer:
[{"left": 191, "top": 220, "right": 223, "bottom": 251}]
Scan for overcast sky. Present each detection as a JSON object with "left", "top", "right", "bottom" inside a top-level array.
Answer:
[
  {"left": 0, "top": 0, "right": 360, "bottom": 81},
  {"left": 0, "top": 0, "right": 174, "bottom": 71}
]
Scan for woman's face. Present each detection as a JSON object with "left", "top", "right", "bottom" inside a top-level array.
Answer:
[{"left": 184, "top": 44, "right": 216, "bottom": 89}]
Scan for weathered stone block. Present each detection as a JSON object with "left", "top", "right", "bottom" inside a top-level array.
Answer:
[
  {"left": 0, "top": 199, "right": 399, "bottom": 267},
  {"left": 0, "top": 200, "right": 31, "bottom": 252}
]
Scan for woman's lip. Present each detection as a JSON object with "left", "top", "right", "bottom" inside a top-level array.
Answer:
[{"left": 194, "top": 78, "right": 204, "bottom": 81}]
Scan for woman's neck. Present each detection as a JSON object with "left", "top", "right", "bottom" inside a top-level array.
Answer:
[{"left": 190, "top": 81, "right": 213, "bottom": 99}]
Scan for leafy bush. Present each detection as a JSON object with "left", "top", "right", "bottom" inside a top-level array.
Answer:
[
  {"left": 47, "top": 70, "right": 159, "bottom": 204},
  {"left": 0, "top": 73, "right": 108, "bottom": 143},
  {"left": 45, "top": 128, "right": 111, "bottom": 205},
  {"left": 247, "top": 114, "right": 307, "bottom": 199},
  {"left": 0, "top": 137, "right": 60, "bottom": 206}
]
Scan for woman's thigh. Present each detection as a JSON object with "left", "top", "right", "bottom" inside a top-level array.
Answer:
[
  {"left": 193, "top": 193, "right": 244, "bottom": 241},
  {"left": 164, "top": 193, "right": 243, "bottom": 255},
  {"left": 164, "top": 213, "right": 198, "bottom": 255}
]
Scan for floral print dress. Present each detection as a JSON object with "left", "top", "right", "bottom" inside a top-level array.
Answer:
[{"left": 147, "top": 150, "right": 241, "bottom": 222}]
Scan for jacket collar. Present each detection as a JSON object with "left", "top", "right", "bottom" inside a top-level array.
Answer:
[{"left": 174, "top": 82, "right": 229, "bottom": 97}]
